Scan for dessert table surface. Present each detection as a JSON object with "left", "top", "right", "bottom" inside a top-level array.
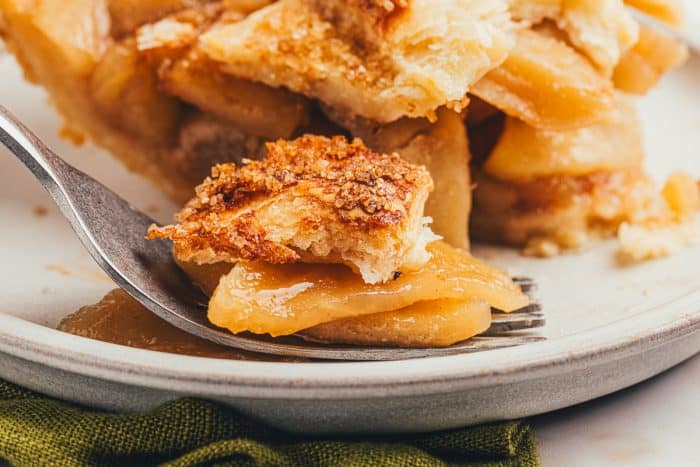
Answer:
[{"left": 534, "top": 354, "right": 699, "bottom": 466}]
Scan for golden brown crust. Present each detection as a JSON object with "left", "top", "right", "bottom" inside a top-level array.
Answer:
[
  {"left": 148, "top": 135, "right": 434, "bottom": 265},
  {"left": 169, "top": 210, "right": 301, "bottom": 264},
  {"left": 200, "top": 0, "right": 513, "bottom": 122},
  {"left": 326, "top": 107, "right": 473, "bottom": 250},
  {"left": 318, "top": 0, "right": 408, "bottom": 21},
  {"left": 312, "top": 0, "right": 409, "bottom": 41},
  {"left": 181, "top": 135, "right": 429, "bottom": 226}
]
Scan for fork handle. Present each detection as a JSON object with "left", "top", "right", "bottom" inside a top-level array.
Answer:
[
  {"left": 0, "top": 104, "right": 71, "bottom": 192},
  {"left": 0, "top": 104, "right": 103, "bottom": 234}
]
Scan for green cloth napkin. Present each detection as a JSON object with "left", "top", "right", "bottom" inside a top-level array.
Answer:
[{"left": 0, "top": 381, "right": 539, "bottom": 467}]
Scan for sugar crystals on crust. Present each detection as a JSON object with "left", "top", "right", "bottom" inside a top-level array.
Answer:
[
  {"left": 148, "top": 135, "right": 439, "bottom": 284},
  {"left": 199, "top": 0, "right": 513, "bottom": 122}
]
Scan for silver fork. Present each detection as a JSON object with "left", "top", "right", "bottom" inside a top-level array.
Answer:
[{"left": 0, "top": 105, "right": 544, "bottom": 361}]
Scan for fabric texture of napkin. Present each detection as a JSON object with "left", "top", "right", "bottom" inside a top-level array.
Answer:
[{"left": 0, "top": 380, "right": 539, "bottom": 466}]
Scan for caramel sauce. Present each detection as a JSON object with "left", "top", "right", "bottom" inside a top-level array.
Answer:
[
  {"left": 58, "top": 289, "right": 297, "bottom": 361},
  {"left": 208, "top": 241, "right": 528, "bottom": 337}
]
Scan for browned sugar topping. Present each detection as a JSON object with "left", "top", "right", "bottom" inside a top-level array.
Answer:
[
  {"left": 310, "top": 0, "right": 410, "bottom": 52},
  {"left": 350, "top": 0, "right": 410, "bottom": 21},
  {"left": 174, "top": 134, "right": 429, "bottom": 226},
  {"left": 147, "top": 135, "right": 432, "bottom": 264},
  {"left": 314, "top": 0, "right": 409, "bottom": 21}
]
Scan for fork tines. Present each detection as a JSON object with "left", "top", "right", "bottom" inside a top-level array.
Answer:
[
  {"left": 482, "top": 276, "right": 545, "bottom": 339},
  {"left": 511, "top": 276, "right": 538, "bottom": 293}
]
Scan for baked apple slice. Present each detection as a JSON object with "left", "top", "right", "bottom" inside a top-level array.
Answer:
[
  {"left": 613, "top": 26, "right": 688, "bottom": 94},
  {"left": 160, "top": 49, "right": 310, "bottom": 139},
  {"left": 299, "top": 299, "right": 492, "bottom": 348},
  {"left": 472, "top": 29, "right": 615, "bottom": 130},
  {"left": 207, "top": 241, "right": 527, "bottom": 336},
  {"left": 483, "top": 94, "right": 643, "bottom": 182}
]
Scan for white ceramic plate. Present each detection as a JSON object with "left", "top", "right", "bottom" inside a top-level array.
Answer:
[{"left": 0, "top": 31, "right": 698, "bottom": 435}]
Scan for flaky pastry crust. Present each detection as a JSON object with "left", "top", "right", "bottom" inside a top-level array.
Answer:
[
  {"left": 200, "top": 0, "right": 513, "bottom": 122},
  {"left": 148, "top": 135, "right": 438, "bottom": 283}
]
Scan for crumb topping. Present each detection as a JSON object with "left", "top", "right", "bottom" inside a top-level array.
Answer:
[
  {"left": 172, "top": 135, "right": 430, "bottom": 226},
  {"left": 310, "top": 0, "right": 410, "bottom": 53},
  {"left": 316, "top": 0, "right": 410, "bottom": 28},
  {"left": 147, "top": 135, "right": 433, "bottom": 264}
]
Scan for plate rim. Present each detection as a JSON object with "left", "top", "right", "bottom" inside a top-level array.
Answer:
[{"left": 0, "top": 288, "right": 698, "bottom": 400}]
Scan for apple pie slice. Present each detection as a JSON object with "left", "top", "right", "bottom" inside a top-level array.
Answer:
[{"left": 1, "top": 0, "right": 697, "bottom": 354}]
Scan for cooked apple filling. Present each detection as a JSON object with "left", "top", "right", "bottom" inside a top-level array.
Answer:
[
  {"left": 58, "top": 289, "right": 279, "bottom": 360},
  {"left": 471, "top": 28, "right": 617, "bottom": 130},
  {"left": 175, "top": 244, "right": 523, "bottom": 347},
  {"left": 466, "top": 2, "right": 695, "bottom": 258},
  {"left": 300, "top": 300, "right": 493, "bottom": 348},
  {"left": 205, "top": 241, "right": 527, "bottom": 338},
  {"left": 613, "top": 24, "right": 688, "bottom": 94},
  {"left": 471, "top": 94, "right": 698, "bottom": 257},
  {"left": 174, "top": 255, "right": 496, "bottom": 347}
]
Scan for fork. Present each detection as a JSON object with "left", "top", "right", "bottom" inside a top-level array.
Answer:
[{"left": 0, "top": 105, "right": 544, "bottom": 361}]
